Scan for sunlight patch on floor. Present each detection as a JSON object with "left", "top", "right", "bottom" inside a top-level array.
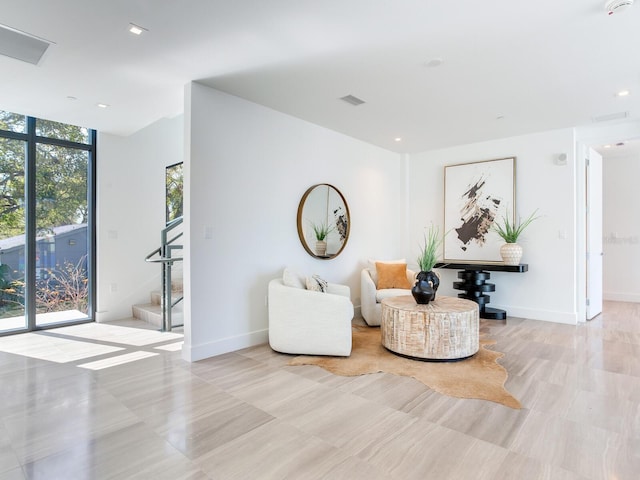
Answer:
[
  {"left": 53, "top": 322, "right": 183, "bottom": 346},
  {"left": 0, "top": 333, "right": 124, "bottom": 363},
  {"left": 0, "top": 320, "right": 183, "bottom": 366}
]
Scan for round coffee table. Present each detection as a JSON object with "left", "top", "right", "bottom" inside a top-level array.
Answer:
[{"left": 380, "top": 295, "right": 479, "bottom": 361}]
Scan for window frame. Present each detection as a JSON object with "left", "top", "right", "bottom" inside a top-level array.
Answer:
[{"left": 0, "top": 114, "right": 96, "bottom": 334}]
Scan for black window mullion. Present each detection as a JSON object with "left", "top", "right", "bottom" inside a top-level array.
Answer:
[
  {"left": 87, "top": 129, "right": 97, "bottom": 321},
  {"left": 0, "top": 130, "right": 28, "bottom": 142},
  {"left": 25, "top": 117, "right": 36, "bottom": 329},
  {"left": 34, "top": 135, "right": 93, "bottom": 151}
]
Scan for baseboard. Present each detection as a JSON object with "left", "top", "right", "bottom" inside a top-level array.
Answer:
[
  {"left": 95, "top": 306, "right": 134, "bottom": 323},
  {"left": 181, "top": 328, "right": 269, "bottom": 362},
  {"left": 604, "top": 292, "right": 640, "bottom": 303},
  {"left": 492, "top": 305, "right": 579, "bottom": 325}
]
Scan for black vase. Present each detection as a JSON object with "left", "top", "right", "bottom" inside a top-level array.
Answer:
[
  {"left": 411, "top": 279, "right": 434, "bottom": 305},
  {"left": 416, "top": 270, "right": 440, "bottom": 301}
]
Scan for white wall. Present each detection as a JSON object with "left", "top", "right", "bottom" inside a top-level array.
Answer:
[
  {"left": 183, "top": 82, "right": 404, "bottom": 361},
  {"left": 97, "top": 116, "right": 184, "bottom": 322},
  {"left": 407, "top": 129, "right": 580, "bottom": 324},
  {"left": 602, "top": 147, "right": 640, "bottom": 302}
]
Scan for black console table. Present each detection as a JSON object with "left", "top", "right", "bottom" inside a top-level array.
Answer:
[{"left": 434, "top": 262, "right": 528, "bottom": 320}]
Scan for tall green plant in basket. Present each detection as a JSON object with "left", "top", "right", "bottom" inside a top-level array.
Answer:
[
  {"left": 414, "top": 225, "right": 445, "bottom": 302},
  {"left": 492, "top": 209, "right": 539, "bottom": 244},
  {"left": 492, "top": 209, "right": 540, "bottom": 265}
]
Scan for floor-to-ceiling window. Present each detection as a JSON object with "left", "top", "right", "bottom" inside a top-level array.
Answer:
[{"left": 0, "top": 111, "right": 96, "bottom": 334}]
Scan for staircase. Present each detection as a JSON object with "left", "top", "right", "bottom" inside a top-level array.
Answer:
[
  {"left": 142, "top": 216, "right": 184, "bottom": 331},
  {"left": 132, "top": 281, "right": 183, "bottom": 328}
]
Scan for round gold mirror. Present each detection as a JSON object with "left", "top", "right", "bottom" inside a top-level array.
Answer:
[{"left": 296, "top": 184, "right": 350, "bottom": 259}]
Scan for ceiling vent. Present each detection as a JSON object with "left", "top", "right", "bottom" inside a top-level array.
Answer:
[
  {"left": 340, "top": 95, "right": 365, "bottom": 106},
  {"left": 0, "top": 23, "right": 53, "bottom": 65},
  {"left": 605, "top": 0, "right": 634, "bottom": 15},
  {"left": 593, "top": 111, "right": 629, "bottom": 122}
]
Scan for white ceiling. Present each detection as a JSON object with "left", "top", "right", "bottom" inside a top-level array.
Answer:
[{"left": 1, "top": 0, "right": 639, "bottom": 154}]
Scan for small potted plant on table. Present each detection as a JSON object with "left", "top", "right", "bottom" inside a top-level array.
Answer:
[{"left": 492, "top": 209, "right": 539, "bottom": 265}]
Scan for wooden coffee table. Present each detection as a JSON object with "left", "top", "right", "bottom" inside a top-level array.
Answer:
[{"left": 380, "top": 295, "right": 479, "bottom": 361}]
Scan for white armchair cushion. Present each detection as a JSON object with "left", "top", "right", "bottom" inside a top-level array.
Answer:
[
  {"left": 361, "top": 267, "right": 416, "bottom": 326},
  {"left": 326, "top": 282, "right": 350, "bottom": 297},
  {"left": 375, "top": 288, "right": 413, "bottom": 303},
  {"left": 268, "top": 278, "right": 353, "bottom": 356}
]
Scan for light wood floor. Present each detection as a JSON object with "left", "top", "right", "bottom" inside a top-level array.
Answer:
[{"left": 0, "top": 302, "right": 638, "bottom": 480}]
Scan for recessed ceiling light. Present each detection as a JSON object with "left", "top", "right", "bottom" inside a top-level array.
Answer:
[
  {"left": 603, "top": 144, "right": 612, "bottom": 148},
  {"left": 616, "top": 89, "right": 630, "bottom": 97},
  {"left": 97, "top": 103, "right": 109, "bottom": 108},
  {"left": 128, "top": 23, "right": 147, "bottom": 35},
  {"left": 395, "top": 137, "right": 402, "bottom": 142},
  {"left": 425, "top": 58, "right": 443, "bottom": 68}
]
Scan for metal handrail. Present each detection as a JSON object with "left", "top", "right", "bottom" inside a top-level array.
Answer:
[{"left": 144, "top": 216, "right": 183, "bottom": 331}]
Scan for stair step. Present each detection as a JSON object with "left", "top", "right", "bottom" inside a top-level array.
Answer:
[
  {"left": 132, "top": 303, "right": 183, "bottom": 328},
  {"left": 150, "top": 292, "right": 160, "bottom": 305},
  {"left": 150, "top": 290, "right": 184, "bottom": 306}
]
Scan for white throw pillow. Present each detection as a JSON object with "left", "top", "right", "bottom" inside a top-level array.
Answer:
[
  {"left": 282, "top": 267, "right": 305, "bottom": 289},
  {"left": 306, "top": 274, "right": 328, "bottom": 292}
]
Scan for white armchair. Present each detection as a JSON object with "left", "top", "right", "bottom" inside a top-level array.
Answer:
[
  {"left": 361, "top": 267, "right": 416, "bottom": 326},
  {"left": 268, "top": 277, "right": 354, "bottom": 356}
]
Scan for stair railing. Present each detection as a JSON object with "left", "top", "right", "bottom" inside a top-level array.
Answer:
[{"left": 145, "top": 216, "right": 183, "bottom": 331}]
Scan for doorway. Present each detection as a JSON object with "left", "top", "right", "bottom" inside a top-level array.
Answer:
[
  {"left": 592, "top": 138, "right": 640, "bottom": 307},
  {"left": 585, "top": 147, "right": 603, "bottom": 320}
]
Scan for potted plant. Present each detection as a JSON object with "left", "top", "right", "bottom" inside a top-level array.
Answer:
[
  {"left": 309, "top": 220, "right": 334, "bottom": 256},
  {"left": 413, "top": 225, "right": 444, "bottom": 304},
  {"left": 492, "top": 209, "right": 539, "bottom": 265}
]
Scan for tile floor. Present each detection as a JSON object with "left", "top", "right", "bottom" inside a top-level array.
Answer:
[{"left": 0, "top": 302, "right": 638, "bottom": 479}]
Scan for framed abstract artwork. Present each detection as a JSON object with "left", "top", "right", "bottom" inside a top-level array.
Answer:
[{"left": 443, "top": 157, "right": 515, "bottom": 263}]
